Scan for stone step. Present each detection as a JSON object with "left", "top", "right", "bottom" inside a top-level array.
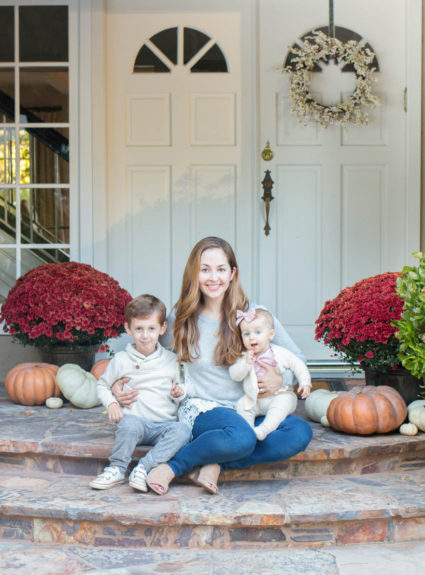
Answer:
[
  {"left": 0, "top": 541, "right": 341, "bottom": 575},
  {"left": 3, "top": 539, "right": 425, "bottom": 575},
  {"left": 1, "top": 463, "right": 425, "bottom": 550},
  {"left": 3, "top": 540, "right": 425, "bottom": 575},
  {"left": 2, "top": 389, "right": 424, "bottom": 481}
]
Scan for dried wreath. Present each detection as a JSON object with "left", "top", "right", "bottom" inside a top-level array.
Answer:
[{"left": 283, "top": 30, "right": 379, "bottom": 127}]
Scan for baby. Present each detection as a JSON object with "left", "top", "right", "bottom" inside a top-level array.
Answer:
[{"left": 230, "top": 308, "right": 311, "bottom": 440}]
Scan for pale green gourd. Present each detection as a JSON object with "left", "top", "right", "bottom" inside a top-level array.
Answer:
[
  {"left": 320, "top": 415, "right": 330, "bottom": 427},
  {"left": 56, "top": 364, "right": 101, "bottom": 409},
  {"left": 407, "top": 399, "right": 425, "bottom": 431},
  {"left": 304, "top": 389, "right": 341, "bottom": 423}
]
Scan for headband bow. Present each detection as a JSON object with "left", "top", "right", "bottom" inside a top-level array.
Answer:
[{"left": 236, "top": 308, "right": 256, "bottom": 326}]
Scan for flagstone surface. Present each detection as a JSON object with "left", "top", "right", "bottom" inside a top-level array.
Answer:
[{"left": 1, "top": 384, "right": 425, "bottom": 572}]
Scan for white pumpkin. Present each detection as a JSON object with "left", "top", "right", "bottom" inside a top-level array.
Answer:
[
  {"left": 304, "top": 389, "right": 341, "bottom": 422},
  {"left": 56, "top": 364, "right": 101, "bottom": 409},
  {"left": 406, "top": 399, "right": 425, "bottom": 432},
  {"left": 399, "top": 422, "right": 418, "bottom": 436},
  {"left": 45, "top": 397, "right": 63, "bottom": 409},
  {"left": 320, "top": 415, "right": 330, "bottom": 427}
]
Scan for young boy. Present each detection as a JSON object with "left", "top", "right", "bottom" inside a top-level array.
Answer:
[
  {"left": 231, "top": 307, "right": 311, "bottom": 441},
  {"left": 90, "top": 294, "right": 191, "bottom": 492}
]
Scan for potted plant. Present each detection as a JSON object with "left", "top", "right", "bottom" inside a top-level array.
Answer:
[
  {"left": 1, "top": 262, "right": 132, "bottom": 370},
  {"left": 393, "top": 251, "right": 425, "bottom": 398},
  {"left": 315, "top": 272, "right": 422, "bottom": 404}
]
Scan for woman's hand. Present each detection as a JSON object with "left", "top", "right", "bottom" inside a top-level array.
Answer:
[
  {"left": 257, "top": 361, "right": 282, "bottom": 397},
  {"left": 111, "top": 377, "right": 138, "bottom": 408}
]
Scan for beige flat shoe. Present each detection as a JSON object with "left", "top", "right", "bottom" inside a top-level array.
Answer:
[
  {"left": 146, "top": 463, "right": 175, "bottom": 495},
  {"left": 190, "top": 463, "right": 220, "bottom": 494}
]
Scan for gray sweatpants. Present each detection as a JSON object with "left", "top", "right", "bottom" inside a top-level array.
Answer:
[{"left": 109, "top": 414, "right": 191, "bottom": 473}]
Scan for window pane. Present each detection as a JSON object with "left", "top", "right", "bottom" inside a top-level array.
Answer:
[
  {"left": 0, "top": 7, "right": 14, "bottom": 63},
  {"left": 0, "top": 248, "right": 16, "bottom": 303},
  {"left": 21, "top": 187, "right": 69, "bottom": 245},
  {"left": 0, "top": 128, "right": 15, "bottom": 184},
  {"left": 19, "top": 128, "right": 69, "bottom": 184},
  {"left": 134, "top": 46, "right": 171, "bottom": 73},
  {"left": 184, "top": 28, "right": 209, "bottom": 65},
  {"left": 0, "top": 188, "right": 16, "bottom": 243},
  {"left": 150, "top": 28, "right": 177, "bottom": 65},
  {"left": 191, "top": 44, "right": 228, "bottom": 73},
  {"left": 20, "top": 67, "right": 69, "bottom": 123},
  {"left": 19, "top": 6, "right": 68, "bottom": 62},
  {"left": 21, "top": 247, "right": 69, "bottom": 277},
  {"left": 0, "top": 69, "right": 15, "bottom": 122}
]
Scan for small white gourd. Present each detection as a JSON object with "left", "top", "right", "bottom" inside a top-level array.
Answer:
[
  {"left": 304, "top": 389, "right": 341, "bottom": 422},
  {"left": 46, "top": 396, "right": 64, "bottom": 409},
  {"left": 56, "top": 364, "right": 101, "bottom": 409},
  {"left": 399, "top": 422, "right": 418, "bottom": 436},
  {"left": 407, "top": 400, "right": 425, "bottom": 432},
  {"left": 320, "top": 415, "right": 330, "bottom": 427}
]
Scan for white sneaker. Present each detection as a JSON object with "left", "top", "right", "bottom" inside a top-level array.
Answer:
[
  {"left": 89, "top": 466, "right": 126, "bottom": 490},
  {"left": 129, "top": 464, "right": 148, "bottom": 492}
]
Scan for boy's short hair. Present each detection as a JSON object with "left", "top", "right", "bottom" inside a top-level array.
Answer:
[
  {"left": 125, "top": 294, "right": 167, "bottom": 324},
  {"left": 254, "top": 308, "right": 274, "bottom": 329}
]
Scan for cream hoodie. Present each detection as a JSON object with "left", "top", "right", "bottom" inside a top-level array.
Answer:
[{"left": 96, "top": 343, "right": 184, "bottom": 422}]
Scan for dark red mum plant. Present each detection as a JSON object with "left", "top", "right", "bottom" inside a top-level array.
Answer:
[
  {"left": 315, "top": 272, "right": 403, "bottom": 372},
  {"left": 1, "top": 262, "right": 132, "bottom": 349}
]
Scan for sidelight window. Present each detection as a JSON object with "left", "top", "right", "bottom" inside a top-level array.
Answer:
[{"left": 0, "top": 3, "right": 72, "bottom": 303}]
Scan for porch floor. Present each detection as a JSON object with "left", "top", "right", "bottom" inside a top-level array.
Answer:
[{"left": 1, "top": 383, "right": 425, "bottom": 574}]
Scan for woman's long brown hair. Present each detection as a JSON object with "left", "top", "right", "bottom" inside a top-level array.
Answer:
[{"left": 173, "top": 237, "right": 249, "bottom": 366}]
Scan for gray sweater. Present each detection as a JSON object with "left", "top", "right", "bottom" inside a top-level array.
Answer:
[{"left": 160, "top": 308, "right": 305, "bottom": 410}]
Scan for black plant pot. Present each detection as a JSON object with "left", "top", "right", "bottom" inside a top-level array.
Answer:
[
  {"left": 40, "top": 345, "right": 95, "bottom": 372},
  {"left": 364, "top": 367, "right": 423, "bottom": 405}
]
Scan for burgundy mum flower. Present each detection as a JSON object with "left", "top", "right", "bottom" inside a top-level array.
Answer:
[
  {"left": 1, "top": 262, "right": 132, "bottom": 349},
  {"left": 315, "top": 272, "right": 403, "bottom": 372}
]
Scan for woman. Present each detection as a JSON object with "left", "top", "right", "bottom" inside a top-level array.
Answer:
[{"left": 113, "top": 237, "right": 312, "bottom": 495}]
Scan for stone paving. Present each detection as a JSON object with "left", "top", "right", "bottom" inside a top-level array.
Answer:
[{"left": 1, "top": 385, "right": 425, "bottom": 573}]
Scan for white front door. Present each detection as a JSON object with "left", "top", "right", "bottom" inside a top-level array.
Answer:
[
  {"left": 258, "top": 0, "right": 421, "bottom": 361},
  {"left": 105, "top": 1, "right": 251, "bottom": 309}
]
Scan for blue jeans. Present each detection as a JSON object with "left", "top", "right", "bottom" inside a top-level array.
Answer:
[
  {"left": 110, "top": 414, "right": 192, "bottom": 474},
  {"left": 168, "top": 407, "right": 313, "bottom": 477}
]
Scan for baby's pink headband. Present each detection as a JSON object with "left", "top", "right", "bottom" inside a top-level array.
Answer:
[{"left": 236, "top": 308, "right": 256, "bottom": 326}]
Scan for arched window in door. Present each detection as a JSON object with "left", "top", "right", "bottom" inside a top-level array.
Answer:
[{"left": 133, "top": 26, "right": 228, "bottom": 73}]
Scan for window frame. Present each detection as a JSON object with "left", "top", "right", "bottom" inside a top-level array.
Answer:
[{"left": 0, "top": 0, "right": 82, "bottom": 326}]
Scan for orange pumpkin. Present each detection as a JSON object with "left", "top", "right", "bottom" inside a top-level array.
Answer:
[
  {"left": 326, "top": 385, "right": 407, "bottom": 435},
  {"left": 90, "top": 358, "right": 110, "bottom": 379},
  {"left": 5, "top": 362, "right": 61, "bottom": 406}
]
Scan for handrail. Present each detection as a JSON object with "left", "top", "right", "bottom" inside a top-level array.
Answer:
[
  {"left": 0, "top": 90, "right": 69, "bottom": 161},
  {"left": 0, "top": 194, "right": 69, "bottom": 263}
]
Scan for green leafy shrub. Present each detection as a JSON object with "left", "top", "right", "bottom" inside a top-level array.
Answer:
[{"left": 394, "top": 252, "right": 425, "bottom": 389}]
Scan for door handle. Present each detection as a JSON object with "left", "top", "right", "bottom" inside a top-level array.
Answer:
[{"left": 261, "top": 170, "right": 274, "bottom": 236}]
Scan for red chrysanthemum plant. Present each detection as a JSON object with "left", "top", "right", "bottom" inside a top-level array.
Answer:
[
  {"left": 1, "top": 262, "right": 132, "bottom": 349},
  {"left": 315, "top": 272, "right": 404, "bottom": 372}
]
